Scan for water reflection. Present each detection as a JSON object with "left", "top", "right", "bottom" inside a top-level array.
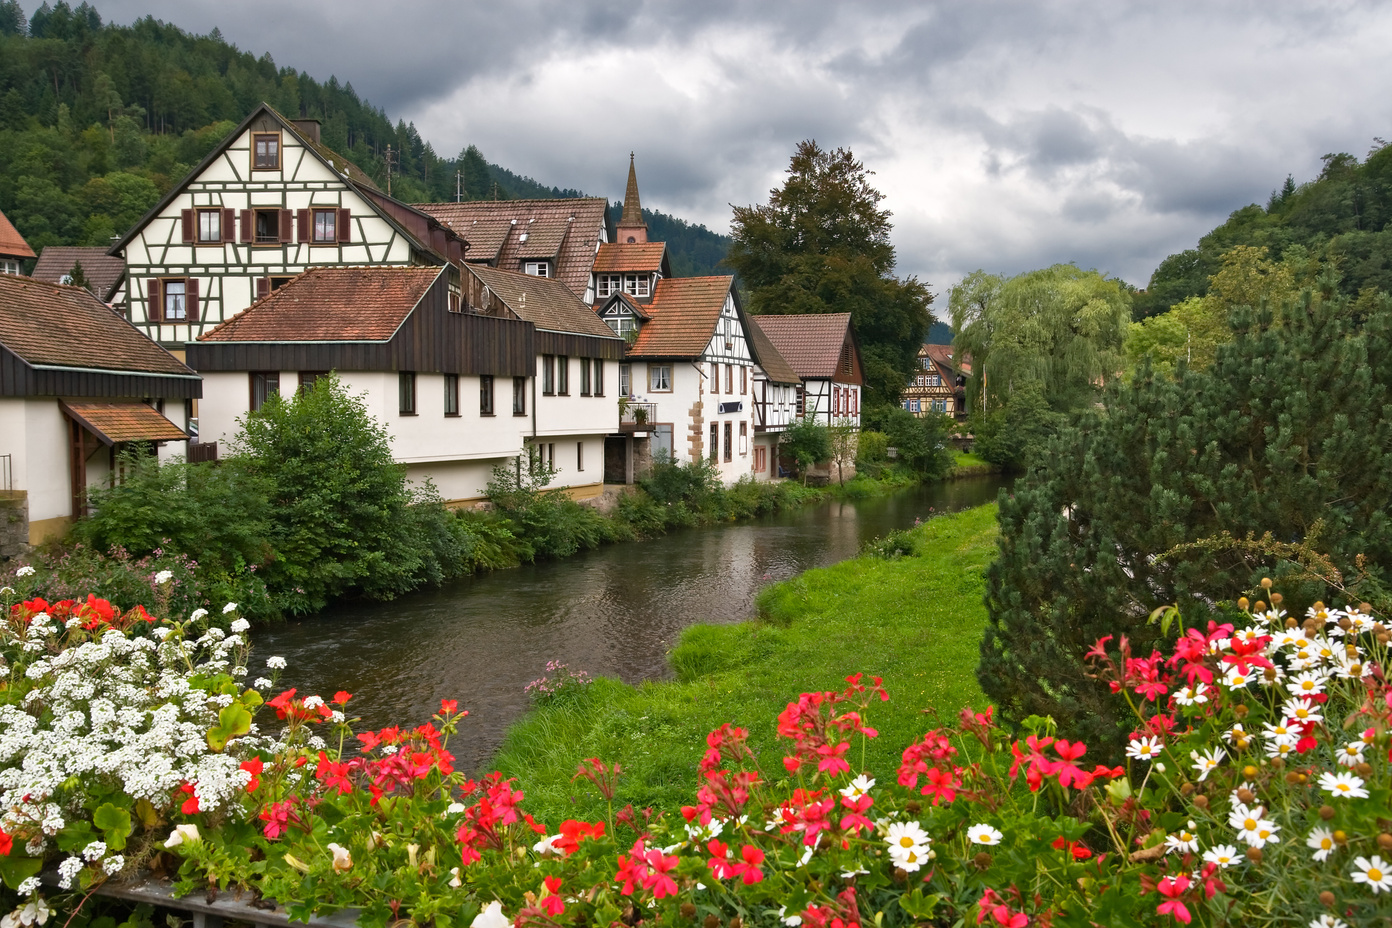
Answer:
[{"left": 256, "top": 476, "right": 1007, "bottom": 769}]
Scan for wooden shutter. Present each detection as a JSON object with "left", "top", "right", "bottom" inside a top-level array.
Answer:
[
  {"left": 256, "top": 277, "right": 270, "bottom": 300},
  {"left": 185, "top": 278, "right": 199, "bottom": 323},
  {"left": 180, "top": 209, "right": 195, "bottom": 243},
  {"left": 278, "top": 209, "right": 293, "bottom": 243},
  {"left": 147, "top": 279, "right": 161, "bottom": 322},
  {"left": 221, "top": 208, "right": 234, "bottom": 243},
  {"left": 296, "top": 209, "right": 310, "bottom": 243},
  {"left": 239, "top": 210, "right": 252, "bottom": 243},
  {"left": 337, "top": 208, "right": 351, "bottom": 243}
]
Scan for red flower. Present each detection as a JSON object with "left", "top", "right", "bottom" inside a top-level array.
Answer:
[
  {"left": 439, "top": 699, "right": 458, "bottom": 717},
  {"left": 240, "top": 757, "right": 263, "bottom": 792},
  {"left": 316, "top": 751, "right": 355, "bottom": 794},
  {"left": 1051, "top": 835, "right": 1092, "bottom": 860},
  {"left": 178, "top": 782, "right": 200, "bottom": 815},
  {"left": 1156, "top": 874, "right": 1192, "bottom": 924},
  {"left": 554, "top": 819, "right": 603, "bottom": 855},
  {"left": 817, "top": 741, "right": 851, "bottom": 777},
  {"left": 0, "top": 830, "right": 12, "bottom": 856},
  {"left": 641, "top": 848, "right": 680, "bottom": 899},
  {"left": 921, "top": 766, "right": 959, "bottom": 805},
  {"left": 332, "top": 691, "right": 353, "bottom": 705},
  {"left": 259, "top": 800, "right": 296, "bottom": 839},
  {"left": 1051, "top": 740, "right": 1094, "bottom": 789},
  {"left": 838, "top": 793, "right": 875, "bottom": 835},
  {"left": 736, "top": 844, "right": 765, "bottom": 884},
  {"left": 541, "top": 875, "right": 565, "bottom": 916}
]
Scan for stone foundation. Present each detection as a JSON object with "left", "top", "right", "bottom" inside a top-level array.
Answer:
[{"left": 0, "top": 492, "right": 29, "bottom": 563}]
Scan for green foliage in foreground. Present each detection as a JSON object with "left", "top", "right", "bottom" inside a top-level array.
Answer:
[{"left": 492, "top": 503, "right": 999, "bottom": 822}]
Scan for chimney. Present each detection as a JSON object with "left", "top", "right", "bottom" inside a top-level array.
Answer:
[{"left": 291, "top": 119, "right": 322, "bottom": 145}]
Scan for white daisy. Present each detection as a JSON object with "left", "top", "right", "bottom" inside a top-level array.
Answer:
[
  {"left": 1350, "top": 855, "right": 1392, "bottom": 894},
  {"left": 1190, "top": 747, "right": 1225, "bottom": 781},
  {"left": 1222, "top": 666, "right": 1254, "bottom": 689},
  {"left": 967, "top": 824, "right": 1002, "bottom": 846},
  {"left": 1306, "top": 826, "right": 1335, "bottom": 862},
  {"left": 885, "top": 821, "right": 930, "bottom": 855},
  {"left": 1126, "top": 736, "right": 1163, "bottom": 761},
  {"left": 1334, "top": 740, "right": 1366, "bottom": 768},
  {"left": 1174, "top": 683, "right": 1209, "bottom": 706},
  {"left": 839, "top": 775, "right": 875, "bottom": 800},
  {"left": 1319, "top": 771, "right": 1369, "bottom": 800},
  {"left": 1232, "top": 807, "right": 1281, "bottom": 848},
  {"left": 1286, "top": 670, "right": 1328, "bottom": 698},
  {"left": 1202, "top": 845, "right": 1241, "bottom": 868},
  {"left": 1165, "top": 824, "right": 1200, "bottom": 855}
]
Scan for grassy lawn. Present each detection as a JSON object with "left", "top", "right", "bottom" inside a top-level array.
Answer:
[
  {"left": 491, "top": 503, "right": 1001, "bottom": 823},
  {"left": 950, "top": 450, "right": 997, "bottom": 476}
]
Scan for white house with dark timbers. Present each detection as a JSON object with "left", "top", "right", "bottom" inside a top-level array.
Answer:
[
  {"left": 0, "top": 275, "right": 199, "bottom": 545},
  {"left": 746, "top": 321, "right": 803, "bottom": 481},
  {"left": 109, "top": 103, "right": 467, "bottom": 351},
  {"left": 750, "top": 313, "right": 865, "bottom": 427}
]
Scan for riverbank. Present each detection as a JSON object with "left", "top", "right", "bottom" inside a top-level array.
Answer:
[{"left": 491, "top": 501, "right": 1000, "bottom": 822}]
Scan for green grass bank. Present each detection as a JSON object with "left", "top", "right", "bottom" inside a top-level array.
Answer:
[{"left": 492, "top": 502, "right": 1001, "bottom": 822}]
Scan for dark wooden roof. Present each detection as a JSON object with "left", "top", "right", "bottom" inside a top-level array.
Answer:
[
  {"left": 469, "top": 264, "right": 620, "bottom": 341},
  {"left": 32, "top": 247, "right": 125, "bottom": 301}
]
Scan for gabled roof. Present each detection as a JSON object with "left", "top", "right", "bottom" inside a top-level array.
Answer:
[
  {"left": 922, "top": 342, "right": 971, "bottom": 375},
  {"left": 413, "top": 198, "right": 607, "bottom": 299},
  {"left": 469, "top": 264, "right": 620, "bottom": 341},
  {"left": 627, "top": 276, "right": 735, "bottom": 358},
  {"left": 0, "top": 207, "right": 35, "bottom": 260},
  {"left": 592, "top": 242, "right": 668, "bottom": 274},
  {"left": 31, "top": 247, "right": 125, "bottom": 301},
  {"left": 747, "top": 318, "right": 801, "bottom": 385},
  {"left": 63, "top": 401, "right": 187, "bottom": 444},
  {"left": 197, "top": 266, "right": 443, "bottom": 343},
  {"left": 0, "top": 275, "right": 192, "bottom": 376},
  {"left": 751, "top": 313, "right": 856, "bottom": 379}
]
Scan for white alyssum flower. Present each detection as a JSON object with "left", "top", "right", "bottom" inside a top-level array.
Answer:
[
  {"left": 15, "top": 565, "right": 35, "bottom": 577},
  {"left": 154, "top": 570, "right": 173, "bottom": 585},
  {"left": 81, "top": 840, "right": 107, "bottom": 861},
  {"left": 102, "top": 855, "right": 124, "bottom": 875},
  {"left": 189, "top": 609, "right": 209, "bottom": 622},
  {"left": 967, "top": 824, "right": 1002, "bottom": 846},
  {"left": 254, "top": 677, "right": 274, "bottom": 689},
  {"left": 266, "top": 656, "right": 287, "bottom": 670},
  {"left": 222, "top": 602, "right": 239, "bottom": 614},
  {"left": 56, "top": 857, "right": 82, "bottom": 890},
  {"left": 230, "top": 618, "right": 250, "bottom": 633},
  {"left": 15, "top": 878, "right": 42, "bottom": 898}
]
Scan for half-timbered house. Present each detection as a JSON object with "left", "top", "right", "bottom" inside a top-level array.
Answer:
[
  {"left": 0, "top": 275, "right": 199, "bottom": 544},
  {"left": 902, "top": 343, "right": 967, "bottom": 420},
  {"left": 0, "top": 207, "right": 35, "bottom": 277},
  {"left": 187, "top": 265, "right": 533, "bottom": 506},
  {"left": 750, "top": 313, "right": 864, "bottom": 427},
  {"left": 109, "top": 104, "right": 467, "bottom": 351},
  {"left": 746, "top": 321, "right": 802, "bottom": 481},
  {"left": 31, "top": 246, "right": 126, "bottom": 304}
]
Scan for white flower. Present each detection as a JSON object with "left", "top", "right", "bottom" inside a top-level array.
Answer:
[
  {"left": 839, "top": 866, "right": 869, "bottom": 878},
  {"left": 1281, "top": 699, "right": 1323, "bottom": 725},
  {"left": 1127, "top": 736, "right": 1163, "bottom": 761},
  {"left": 154, "top": 570, "right": 173, "bottom": 585},
  {"left": 1202, "top": 845, "right": 1240, "bottom": 868},
  {"left": 1190, "top": 747, "right": 1225, "bottom": 781},
  {"left": 1319, "top": 771, "right": 1369, "bottom": 800},
  {"left": 1310, "top": 915, "right": 1348, "bottom": 928},
  {"left": 56, "top": 857, "right": 82, "bottom": 890},
  {"left": 16, "top": 565, "right": 35, "bottom": 577},
  {"left": 885, "top": 821, "right": 929, "bottom": 851},
  {"left": 302, "top": 695, "right": 325, "bottom": 710},
  {"left": 1264, "top": 740, "right": 1296, "bottom": 761},
  {"left": 266, "top": 656, "right": 287, "bottom": 670},
  {"left": 1350, "top": 855, "right": 1392, "bottom": 893},
  {"left": 1231, "top": 807, "right": 1280, "bottom": 848},
  {"left": 449, "top": 867, "right": 463, "bottom": 888},
  {"left": 471, "top": 901, "right": 509, "bottom": 928},
  {"left": 1286, "top": 670, "right": 1328, "bottom": 698},
  {"left": 1174, "top": 682, "right": 1209, "bottom": 706},
  {"left": 1221, "top": 723, "right": 1250, "bottom": 747},
  {"left": 254, "top": 677, "right": 274, "bottom": 689},
  {"left": 327, "top": 842, "right": 352, "bottom": 872},
  {"left": 81, "top": 840, "right": 107, "bottom": 861},
  {"left": 777, "top": 907, "right": 803, "bottom": 927},
  {"left": 230, "top": 618, "right": 250, "bottom": 633},
  {"left": 839, "top": 774, "right": 875, "bottom": 800},
  {"left": 102, "top": 855, "right": 123, "bottom": 875},
  {"left": 1165, "top": 826, "right": 1199, "bottom": 855},
  {"left": 1334, "top": 740, "right": 1366, "bottom": 767},
  {"left": 189, "top": 609, "right": 208, "bottom": 622},
  {"left": 446, "top": 802, "right": 466, "bottom": 815},
  {"left": 532, "top": 834, "right": 563, "bottom": 855},
  {"left": 1306, "top": 826, "right": 1335, "bottom": 862},
  {"left": 1222, "top": 666, "right": 1253, "bottom": 690},
  {"left": 13, "top": 898, "right": 49, "bottom": 927},
  {"left": 15, "top": 878, "right": 41, "bottom": 898},
  {"left": 222, "top": 602, "right": 239, "bottom": 614},
  {"left": 165, "top": 824, "right": 201, "bottom": 848},
  {"left": 967, "top": 824, "right": 1002, "bottom": 846}
]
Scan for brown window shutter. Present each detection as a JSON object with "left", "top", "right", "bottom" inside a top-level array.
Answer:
[
  {"left": 186, "top": 278, "right": 199, "bottom": 322},
  {"left": 279, "top": 209, "right": 293, "bottom": 243},
  {"left": 337, "top": 208, "right": 351, "bottom": 243},
  {"left": 221, "top": 207, "right": 234, "bottom": 242},
  {"left": 239, "top": 210, "right": 252, "bottom": 243},
  {"left": 297, "top": 209, "right": 310, "bottom": 243},
  {"left": 256, "top": 277, "right": 270, "bottom": 300},
  {"left": 147, "top": 278, "right": 161, "bottom": 322},
  {"left": 181, "top": 209, "right": 195, "bottom": 243}
]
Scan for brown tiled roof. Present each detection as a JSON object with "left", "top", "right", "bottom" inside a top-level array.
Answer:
[
  {"left": 923, "top": 343, "right": 971, "bottom": 375},
  {"left": 751, "top": 313, "right": 853, "bottom": 379},
  {"left": 627, "top": 276, "right": 733, "bottom": 358},
  {"left": 0, "top": 275, "right": 191, "bottom": 375},
  {"left": 31, "top": 247, "right": 125, "bottom": 301},
  {"left": 747, "top": 318, "right": 801, "bottom": 385},
  {"left": 413, "top": 199, "right": 606, "bottom": 298},
  {"left": 198, "top": 266, "right": 442, "bottom": 342},
  {"left": 469, "top": 264, "right": 621, "bottom": 340},
  {"left": 0, "top": 207, "right": 35, "bottom": 259},
  {"left": 592, "top": 242, "right": 666, "bottom": 273},
  {"left": 64, "top": 402, "right": 187, "bottom": 444}
]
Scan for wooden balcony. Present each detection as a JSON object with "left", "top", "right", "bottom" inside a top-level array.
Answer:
[{"left": 618, "top": 402, "right": 657, "bottom": 432}]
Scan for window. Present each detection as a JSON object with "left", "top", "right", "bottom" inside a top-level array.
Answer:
[
  {"left": 0, "top": 259, "right": 20, "bottom": 275},
  {"left": 163, "top": 280, "right": 187, "bottom": 321},
  {"left": 513, "top": 376, "right": 527, "bottom": 415},
  {"left": 593, "top": 359, "right": 604, "bottom": 396},
  {"left": 254, "top": 209, "right": 281, "bottom": 245},
  {"left": 754, "top": 445, "right": 767, "bottom": 473},
  {"left": 523, "top": 261, "right": 549, "bottom": 277},
  {"left": 724, "top": 422, "right": 733, "bottom": 462},
  {"left": 313, "top": 209, "right": 337, "bottom": 243},
  {"left": 796, "top": 386, "right": 805, "bottom": 418},
  {"left": 725, "top": 364, "right": 733, "bottom": 394},
  {"left": 597, "top": 274, "right": 622, "bottom": 297},
  {"left": 649, "top": 365, "right": 672, "bottom": 392},
  {"left": 399, "top": 372, "right": 417, "bottom": 415},
  {"left": 619, "top": 363, "right": 631, "bottom": 397},
  {"left": 709, "top": 422, "right": 719, "bottom": 462},
  {"left": 580, "top": 358, "right": 591, "bottom": 395},
  {"left": 623, "top": 273, "right": 650, "bottom": 297},
  {"left": 709, "top": 361, "right": 719, "bottom": 394},
  {"left": 474, "top": 375, "right": 488, "bottom": 416},
  {"left": 576, "top": 441, "right": 584, "bottom": 472},
  {"left": 557, "top": 356, "right": 569, "bottom": 395},
  {"left": 741, "top": 366, "right": 747, "bottom": 395},
  {"left": 445, "top": 372, "right": 462, "bottom": 414},
  {"left": 739, "top": 421, "right": 748, "bottom": 455},
  {"left": 542, "top": 355, "right": 555, "bottom": 394},
  {"left": 197, "top": 209, "right": 222, "bottom": 243},
  {"left": 250, "top": 372, "right": 279, "bottom": 411},
  {"left": 297, "top": 371, "right": 327, "bottom": 394},
  {"left": 616, "top": 316, "right": 636, "bottom": 338},
  {"left": 841, "top": 345, "right": 853, "bottom": 375},
  {"left": 252, "top": 133, "right": 280, "bottom": 170}
]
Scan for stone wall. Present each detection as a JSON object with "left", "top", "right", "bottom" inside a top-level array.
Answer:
[{"left": 0, "top": 493, "right": 29, "bottom": 565}]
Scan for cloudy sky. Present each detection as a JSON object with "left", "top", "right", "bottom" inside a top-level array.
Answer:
[{"left": 74, "top": 1, "right": 1392, "bottom": 293}]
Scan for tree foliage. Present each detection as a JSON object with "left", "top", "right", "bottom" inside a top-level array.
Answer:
[
  {"left": 726, "top": 141, "right": 935, "bottom": 408},
  {"left": 780, "top": 418, "right": 833, "bottom": 482},
  {"left": 978, "top": 294, "right": 1392, "bottom": 752}
]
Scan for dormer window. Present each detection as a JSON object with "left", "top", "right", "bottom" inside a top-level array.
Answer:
[
  {"left": 597, "top": 274, "right": 621, "bottom": 298},
  {"left": 623, "top": 273, "right": 650, "bottom": 298},
  {"left": 523, "top": 261, "right": 549, "bottom": 277}
]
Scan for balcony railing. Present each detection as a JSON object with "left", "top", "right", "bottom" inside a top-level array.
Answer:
[{"left": 618, "top": 402, "right": 657, "bottom": 431}]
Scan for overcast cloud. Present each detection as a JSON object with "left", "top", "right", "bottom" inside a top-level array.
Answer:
[{"left": 71, "top": 0, "right": 1392, "bottom": 292}]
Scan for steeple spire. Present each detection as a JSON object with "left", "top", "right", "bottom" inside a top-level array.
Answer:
[{"left": 616, "top": 152, "right": 648, "bottom": 244}]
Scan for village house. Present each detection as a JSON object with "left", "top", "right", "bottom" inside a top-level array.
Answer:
[
  {"left": 0, "top": 275, "right": 199, "bottom": 547},
  {"left": 31, "top": 246, "right": 127, "bottom": 305},
  {"left": 109, "top": 103, "right": 467, "bottom": 353},
  {"left": 902, "top": 343, "right": 968, "bottom": 420},
  {"left": 0, "top": 207, "right": 35, "bottom": 277},
  {"left": 750, "top": 313, "right": 865, "bottom": 428},
  {"left": 746, "top": 321, "right": 802, "bottom": 480}
]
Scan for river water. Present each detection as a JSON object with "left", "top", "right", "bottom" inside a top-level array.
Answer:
[{"left": 255, "top": 475, "right": 1008, "bottom": 770}]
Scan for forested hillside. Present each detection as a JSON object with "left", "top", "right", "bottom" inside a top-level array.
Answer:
[
  {"left": 0, "top": 1, "right": 729, "bottom": 275},
  {"left": 1134, "top": 142, "right": 1392, "bottom": 318}
]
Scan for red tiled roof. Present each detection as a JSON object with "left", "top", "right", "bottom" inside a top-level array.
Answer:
[
  {"left": 627, "top": 276, "right": 733, "bottom": 358},
  {"left": 63, "top": 402, "right": 187, "bottom": 444},
  {"left": 31, "top": 247, "right": 125, "bottom": 301},
  {"left": 414, "top": 199, "right": 607, "bottom": 299},
  {"left": 0, "top": 275, "right": 191, "bottom": 376},
  {"left": 923, "top": 343, "right": 970, "bottom": 375},
  {"left": 747, "top": 318, "right": 801, "bottom": 385},
  {"left": 198, "top": 266, "right": 442, "bottom": 342},
  {"left": 751, "top": 313, "right": 853, "bottom": 379},
  {"left": 470, "top": 264, "right": 621, "bottom": 340},
  {"left": 0, "top": 207, "right": 35, "bottom": 259},
  {"left": 592, "top": 242, "right": 666, "bottom": 273}
]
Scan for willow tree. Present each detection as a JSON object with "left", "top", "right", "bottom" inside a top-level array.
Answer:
[{"left": 950, "top": 265, "right": 1131, "bottom": 415}]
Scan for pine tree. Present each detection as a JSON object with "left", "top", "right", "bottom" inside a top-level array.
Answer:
[{"left": 978, "top": 293, "right": 1392, "bottom": 752}]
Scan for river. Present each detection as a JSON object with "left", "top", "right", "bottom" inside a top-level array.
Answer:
[{"left": 255, "top": 475, "right": 1008, "bottom": 770}]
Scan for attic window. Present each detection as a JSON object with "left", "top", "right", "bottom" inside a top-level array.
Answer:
[
  {"left": 523, "top": 261, "right": 549, "bottom": 277},
  {"left": 841, "top": 345, "right": 853, "bottom": 375},
  {"left": 623, "top": 273, "right": 650, "bottom": 298},
  {"left": 252, "top": 133, "right": 281, "bottom": 170}
]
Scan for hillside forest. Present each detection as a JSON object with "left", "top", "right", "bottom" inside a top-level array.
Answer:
[{"left": 0, "top": 1, "right": 730, "bottom": 273}]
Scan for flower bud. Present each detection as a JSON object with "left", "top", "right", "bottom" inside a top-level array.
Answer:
[
  {"left": 1284, "top": 616, "right": 1297, "bottom": 629},
  {"left": 1319, "top": 805, "right": 1336, "bottom": 820},
  {"left": 1270, "top": 592, "right": 1283, "bottom": 605},
  {"left": 1246, "top": 847, "right": 1263, "bottom": 864},
  {"left": 1319, "top": 891, "right": 1336, "bottom": 907},
  {"left": 1238, "top": 788, "right": 1257, "bottom": 804},
  {"left": 1192, "top": 795, "right": 1209, "bottom": 810},
  {"left": 1238, "top": 597, "right": 1250, "bottom": 610},
  {"left": 1234, "top": 705, "right": 1249, "bottom": 720},
  {"left": 1338, "top": 616, "right": 1352, "bottom": 631},
  {"left": 1333, "top": 830, "right": 1348, "bottom": 846},
  {"left": 1360, "top": 602, "right": 1372, "bottom": 613},
  {"left": 1260, "top": 577, "right": 1272, "bottom": 590},
  {"left": 1254, "top": 600, "right": 1266, "bottom": 613},
  {"left": 1355, "top": 762, "right": 1374, "bottom": 778},
  {"left": 680, "top": 904, "right": 696, "bottom": 920},
  {"left": 1271, "top": 757, "right": 1284, "bottom": 770},
  {"left": 1180, "top": 782, "right": 1194, "bottom": 796},
  {"left": 704, "top": 915, "right": 721, "bottom": 928},
  {"left": 730, "top": 918, "right": 742, "bottom": 928},
  {"left": 892, "top": 868, "right": 908, "bottom": 884},
  {"left": 1378, "top": 833, "right": 1392, "bottom": 851},
  {"left": 974, "top": 851, "right": 993, "bottom": 869},
  {"left": 1263, "top": 667, "right": 1278, "bottom": 681},
  {"left": 1284, "top": 772, "right": 1301, "bottom": 785},
  {"left": 905, "top": 800, "right": 921, "bottom": 814}
]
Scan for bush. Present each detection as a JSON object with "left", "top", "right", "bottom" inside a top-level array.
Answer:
[
  {"left": 861, "top": 525, "right": 921, "bottom": 559},
  {"left": 879, "top": 406, "right": 955, "bottom": 478},
  {"left": 780, "top": 418, "right": 832, "bottom": 480},
  {"left": 968, "top": 380, "right": 1065, "bottom": 473},
  {"left": 486, "top": 459, "right": 622, "bottom": 560},
  {"left": 856, "top": 429, "right": 889, "bottom": 464},
  {"left": 639, "top": 457, "right": 720, "bottom": 507}
]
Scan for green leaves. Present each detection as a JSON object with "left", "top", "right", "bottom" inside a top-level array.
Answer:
[
  {"left": 93, "top": 802, "right": 133, "bottom": 851},
  {"left": 207, "top": 701, "right": 253, "bottom": 752}
]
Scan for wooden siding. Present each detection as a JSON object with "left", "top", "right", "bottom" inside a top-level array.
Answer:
[
  {"left": 535, "top": 329, "right": 625, "bottom": 360},
  {"left": 0, "top": 345, "right": 202, "bottom": 398},
  {"left": 186, "top": 275, "right": 534, "bottom": 376}
]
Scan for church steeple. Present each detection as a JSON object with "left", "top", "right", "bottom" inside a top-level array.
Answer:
[{"left": 615, "top": 152, "right": 648, "bottom": 244}]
